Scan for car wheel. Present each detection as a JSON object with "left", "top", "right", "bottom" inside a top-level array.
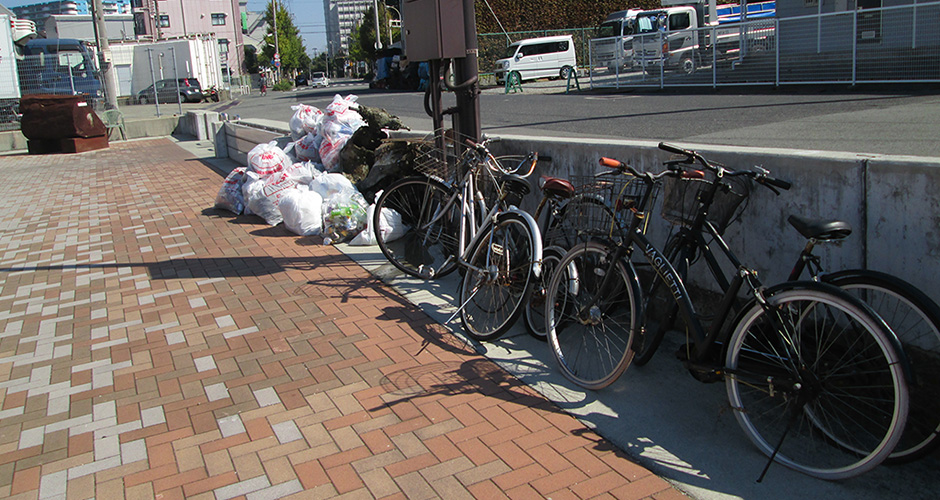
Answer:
[
  {"left": 139, "top": 95, "right": 149, "bottom": 105},
  {"left": 560, "top": 65, "right": 574, "bottom": 80}
]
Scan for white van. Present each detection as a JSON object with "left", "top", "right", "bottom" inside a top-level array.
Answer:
[{"left": 494, "top": 35, "right": 577, "bottom": 84}]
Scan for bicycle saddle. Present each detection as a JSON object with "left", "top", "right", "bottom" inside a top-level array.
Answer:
[
  {"left": 787, "top": 215, "right": 852, "bottom": 241},
  {"left": 539, "top": 176, "right": 575, "bottom": 199}
]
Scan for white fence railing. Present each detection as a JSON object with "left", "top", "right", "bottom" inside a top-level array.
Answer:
[{"left": 590, "top": 2, "right": 940, "bottom": 88}]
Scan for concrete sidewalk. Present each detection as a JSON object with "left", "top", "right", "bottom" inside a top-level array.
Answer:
[{"left": 0, "top": 138, "right": 686, "bottom": 499}]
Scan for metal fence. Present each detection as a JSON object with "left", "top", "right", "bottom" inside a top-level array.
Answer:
[
  {"left": 589, "top": 2, "right": 940, "bottom": 89},
  {"left": 1, "top": 52, "right": 107, "bottom": 132}
]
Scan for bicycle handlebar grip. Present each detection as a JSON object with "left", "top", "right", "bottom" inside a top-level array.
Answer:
[
  {"left": 764, "top": 176, "right": 792, "bottom": 190},
  {"left": 659, "top": 142, "right": 692, "bottom": 156},
  {"left": 599, "top": 157, "right": 623, "bottom": 169}
]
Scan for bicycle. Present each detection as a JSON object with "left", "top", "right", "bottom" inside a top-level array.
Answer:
[
  {"left": 544, "top": 143, "right": 909, "bottom": 480},
  {"left": 785, "top": 214, "right": 940, "bottom": 464},
  {"left": 521, "top": 175, "right": 617, "bottom": 340},
  {"left": 373, "top": 134, "right": 542, "bottom": 341}
]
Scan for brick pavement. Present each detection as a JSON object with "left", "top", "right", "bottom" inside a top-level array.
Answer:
[{"left": 0, "top": 138, "right": 687, "bottom": 500}]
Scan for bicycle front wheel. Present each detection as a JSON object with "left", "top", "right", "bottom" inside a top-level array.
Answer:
[
  {"left": 725, "top": 284, "right": 908, "bottom": 480},
  {"left": 459, "top": 213, "right": 536, "bottom": 341},
  {"left": 374, "top": 176, "right": 458, "bottom": 279},
  {"left": 546, "top": 241, "right": 637, "bottom": 390},
  {"left": 826, "top": 271, "right": 940, "bottom": 463}
]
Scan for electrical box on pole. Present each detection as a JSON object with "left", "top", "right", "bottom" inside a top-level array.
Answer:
[{"left": 401, "top": 0, "right": 466, "bottom": 61}]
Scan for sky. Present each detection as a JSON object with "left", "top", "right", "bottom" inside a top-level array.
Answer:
[{"left": 0, "top": 0, "right": 329, "bottom": 56}]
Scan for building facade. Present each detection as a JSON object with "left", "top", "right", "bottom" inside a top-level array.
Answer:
[
  {"left": 323, "top": 0, "right": 372, "bottom": 56},
  {"left": 11, "top": 0, "right": 129, "bottom": 25},
  {"left": 131, "top": 0, "right": 244, "bottom": 75}
]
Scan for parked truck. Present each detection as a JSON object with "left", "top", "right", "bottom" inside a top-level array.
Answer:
[
  {"left": 0, "top": 14, "right": 33, "bottom": 125},
  {"left": 592, "top": 9, "right": 643, "bottom": 72},
  {"left": 633, "top": 0, "right": 776, "bottom": 75},
  {"left": 1, "top": 14, "right": 103, "bottom": 127}
]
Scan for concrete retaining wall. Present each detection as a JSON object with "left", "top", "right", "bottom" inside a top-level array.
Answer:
[{"left": 214, "top": 113, "right": 940, "bottom": 302}]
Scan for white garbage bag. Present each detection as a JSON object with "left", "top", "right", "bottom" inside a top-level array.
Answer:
[{"left": 279, "top": 189, "right": 323, "bottom": 236}]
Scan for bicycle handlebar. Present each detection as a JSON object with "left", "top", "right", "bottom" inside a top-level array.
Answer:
[{"left": 657, "top": 142, "right": 791, "bottom": 193}]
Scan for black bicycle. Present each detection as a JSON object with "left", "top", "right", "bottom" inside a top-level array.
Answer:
[
  {"left": 544, "top": 143, "right": 909, "bottom": 480},
  {"left": 783, "top": 214, "right": 940, "bottom": 464}
]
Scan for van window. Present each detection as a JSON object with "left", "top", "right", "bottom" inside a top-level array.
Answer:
[
  {"left": 669, "top": 13, "right": 691, "bottom": 31},
  {"left": 504, "top": 44, "right": 519, "bottom": 58}
]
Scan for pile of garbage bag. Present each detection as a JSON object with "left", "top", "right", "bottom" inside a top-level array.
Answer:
[{"left": 213, "top": 94, "right": 406, "bottom": 246}]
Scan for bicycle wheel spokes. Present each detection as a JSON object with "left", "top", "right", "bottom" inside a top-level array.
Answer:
[
  {"left": 837, "top": 280, "right": 940, "bottom": 462},
  {"left": 726, "top": 287, "right": 908, "bottom": 480},
  {"left": 375, "top": 177, "right": 458, "bottom": 279},
  {"left": 459, "top": 214, "right": 535, "bottom": 341},
  {"left": 547, "top": 242, "right": 636, "bottom": 390}
]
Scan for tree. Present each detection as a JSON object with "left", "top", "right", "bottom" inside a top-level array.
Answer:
[
  {"left": 244, "top": 45, "right": 258, "bottom": 74},
  {"left": 261, "top": 1, "right": 307, "bottom": 75},
  {"left": 475, "top": 1, "right": 660, "bottom": 33}
]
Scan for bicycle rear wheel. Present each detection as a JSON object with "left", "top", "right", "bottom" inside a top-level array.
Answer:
[
  {"left": 374, "top": 176, "right": 458, "bottom": 279},
  {"left": 522, "top": 246, "right": 566, "bottom": 340},
  {"left": 826, "top": 271, "right": 940, "bottom": 463},
  {"left": 725, "top": 284, "right": 908, "bottom": 480},
  {"left": 546, "top": 241, "right": 637, "bottom": 390},
  {"left": 459, "top": 213, "right": 536, "bottom": 341}
]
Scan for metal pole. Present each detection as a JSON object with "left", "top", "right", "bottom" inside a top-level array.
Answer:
[
  {"left": 273, "top": 0, "right": 280, "bottom": 82},
  {"left": 454, "top": 0, "right": 480, "bottom": 143},
  {"left": 171, "top": 47, "right": 182, "bottom": 115},
  {"left": 373, "top": 0, "right": 383, "bottom": 50},
  {"left": 147, "top": 48, "right": 160, "bottom": 117},
  {"left": 91, "top": 0, "right": 119, "bottom": 109}
]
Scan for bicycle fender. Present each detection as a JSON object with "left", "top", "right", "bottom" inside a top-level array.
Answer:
[{"left": 501, "top": 209, "right": 543, "bottom": 278}]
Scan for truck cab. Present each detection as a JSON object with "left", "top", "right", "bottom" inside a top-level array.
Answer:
[
  {"left": 593, "top": 9, "right": 643, "bottom": 72},
  {"left": 18, "top": 39, "right": 102, "bottom": 101}
]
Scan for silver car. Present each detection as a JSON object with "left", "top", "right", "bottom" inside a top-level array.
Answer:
[{"left": 310, "top": 72, "right": 330, "bottom": 88}]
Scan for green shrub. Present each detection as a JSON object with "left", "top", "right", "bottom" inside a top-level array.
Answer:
[{"left": 273, "top": 80, "right": 293, "bottom": 91}]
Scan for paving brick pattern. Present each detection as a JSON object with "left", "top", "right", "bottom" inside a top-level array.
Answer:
[{"left": 0, "top": 139, "right": 687, "bottom": 499}]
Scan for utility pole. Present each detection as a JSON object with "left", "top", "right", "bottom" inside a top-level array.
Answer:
[
  {"left": 90, "top": 0, "right": 119, "bottom": 109},
  {"left": 272, "top": 0, "right": 280, "bottom": 82}
]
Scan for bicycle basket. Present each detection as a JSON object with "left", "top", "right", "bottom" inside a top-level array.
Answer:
[
  {"left": 545, "top": 174, "right": 656, "bottom": 246},
  {"left": 411, "top": 133, "right": 503, "bottom": 207},
  {"left": 660, "top": 175, "right": 750, "bottom": 233}
]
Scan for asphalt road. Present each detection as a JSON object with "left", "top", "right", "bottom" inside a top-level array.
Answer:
[{"left": 207, "top": 80, "right": 940, "bottom": 158}]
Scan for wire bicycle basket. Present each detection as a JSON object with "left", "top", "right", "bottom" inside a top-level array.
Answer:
[
  {"left": 660, "top": 175, "right": 751, "bottom": 234},
  {"left": 547, "top": 173, "right": 658, "bottom": 246}
]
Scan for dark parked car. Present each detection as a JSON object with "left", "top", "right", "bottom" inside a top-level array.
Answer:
[
  {"left": 137, "top": 78, "right": 204, "bottom": 104},
  {"left": 295, "top": 74, "right": 308, "bottom": 86}
]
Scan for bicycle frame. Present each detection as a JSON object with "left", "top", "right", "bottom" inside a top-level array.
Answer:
[{"left": 421, "top": 145, "right": 543, "bottom": 280}]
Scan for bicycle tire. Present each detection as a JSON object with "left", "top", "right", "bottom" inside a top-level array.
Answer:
[
  {"left": 522, "top": 245, "right": 566, "bottom": 340},
  {"left": 825, "top": 270, "right": 940, "bottom": 464},
  {"left": 459, "top": 212, "right": 536, "bottom": 341},
  {"left": 545, "top": 195, "right": 617, "bottom": 248},
  {"left": 725, "top": 283, "right": 909, "bottom": 480},
  {"left": 374, "top": 176, "right": 459, "bottom": 279},
  {"left": 546, "top": 241, "right": 637, "bottom": 390}
]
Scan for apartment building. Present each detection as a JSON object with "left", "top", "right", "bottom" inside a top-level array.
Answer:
[{"left": 323, "top": 0, "right": 373, "bottom": 56}]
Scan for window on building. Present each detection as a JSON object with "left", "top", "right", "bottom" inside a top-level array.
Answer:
[
  {"left": 158, "top": 15, "right": 169, "bottom": 28},
  {"left": 212, "top": 13, "right": 226, "bottom": 26},
  {"left": 218, "top": 39, "right": 230, "bottom": 53}
]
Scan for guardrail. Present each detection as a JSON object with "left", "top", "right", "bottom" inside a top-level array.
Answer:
[{"left": 590, "top": 2, "right": 940, "bottom": 88}]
